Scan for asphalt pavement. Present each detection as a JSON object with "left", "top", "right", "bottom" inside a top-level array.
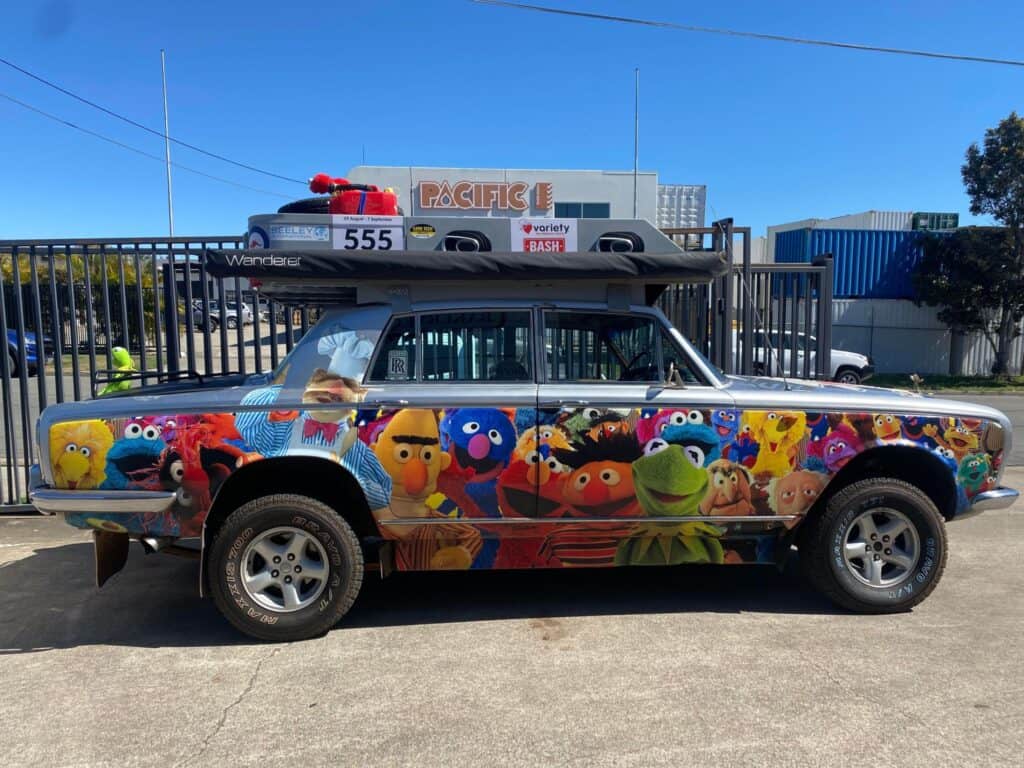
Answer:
[{"left": 1, "top": 468, "right": 1022, "bottom": 767}]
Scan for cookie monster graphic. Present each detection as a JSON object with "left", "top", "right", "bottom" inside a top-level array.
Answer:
[
  {"left": 99, "top": 419, "right": 165, "bottom": 490},
  {"left": 660, "top": 418, "right": 722, "bottom": 468},
  {"left": 439, "top": 408, "right": 517, "bottom": 568}
]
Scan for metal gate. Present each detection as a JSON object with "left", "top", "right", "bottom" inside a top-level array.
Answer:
[
  {"left": 0, "top": 237, "right": 316, "bottom": 509},
  {"left": 659, "top": 220, "right": 834, "bottom": 378}
]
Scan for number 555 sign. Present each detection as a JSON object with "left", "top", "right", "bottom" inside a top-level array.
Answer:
[{"left": 331, "top": 215, "right": 406, "bottom": 251}]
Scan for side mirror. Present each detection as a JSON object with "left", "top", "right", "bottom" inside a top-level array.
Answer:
[{"left": 665, "top": 361, "right": 686, "bottom": 388}]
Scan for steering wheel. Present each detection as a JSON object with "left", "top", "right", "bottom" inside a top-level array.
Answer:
[{"left": 620, "top": 351, "right": 654, "bottom": 381}]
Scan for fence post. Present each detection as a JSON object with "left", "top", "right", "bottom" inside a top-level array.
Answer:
[
  {"left": 162, "top": 261, "right": 180, "bottom": 374},
  {"left": 812, "top": 254, "right": 833, "bottom": 379}
]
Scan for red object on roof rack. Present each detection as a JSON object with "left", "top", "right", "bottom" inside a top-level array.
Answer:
[{"left": 307, "top": 172, "right": 399, "bottom": 216}]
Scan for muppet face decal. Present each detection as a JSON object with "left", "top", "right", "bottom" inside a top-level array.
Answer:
[{"left": 54, "top": 395, "right": 1002, "bottom": 572}]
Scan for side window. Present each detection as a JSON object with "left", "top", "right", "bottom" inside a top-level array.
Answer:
[
  {"left": 545, "top": 312, "right": 660, "bottom": 382},
  {"left": 370, "top": 316, "right": 416, "bottom": 381},
  {"left": 420, "top": 312, "right": 532, "bottom": 382}
]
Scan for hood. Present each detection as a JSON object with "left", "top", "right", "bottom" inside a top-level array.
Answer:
[{"left": 723, "top": 374, "right": 1012, "bottom": 427}]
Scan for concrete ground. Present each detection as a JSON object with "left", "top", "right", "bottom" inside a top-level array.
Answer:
[{"left": 1, "top": 470, "right": 1022, "bottom": 767}]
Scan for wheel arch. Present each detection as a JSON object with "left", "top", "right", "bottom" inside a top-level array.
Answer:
[
  {"left": 200, "top": 456, "right": 381, "bottom": 590},
  {"left": 813, "top": 444, "right": 959, "bottom": 522}
]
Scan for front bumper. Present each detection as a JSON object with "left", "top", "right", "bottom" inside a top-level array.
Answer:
[{"left": 954, "top": 487, "right": 1019, "bottom": 521}]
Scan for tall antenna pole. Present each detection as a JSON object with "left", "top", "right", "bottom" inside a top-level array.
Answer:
[
  {"left": 633, "top": 67, "right": 639, "bottom": 218},
  {"left": 160, "top": 49, "right": 174, "bottom": 238}
]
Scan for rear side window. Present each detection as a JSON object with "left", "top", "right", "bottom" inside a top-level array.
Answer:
[
  {"left": 421, "top": 312, "right": 532, "bottom": 381},
  {"left": 370, "top": 316, "right": 416, "bottom": 381},
  {"left": 369, "top": 311, "right": 533, "bottom": 382}
]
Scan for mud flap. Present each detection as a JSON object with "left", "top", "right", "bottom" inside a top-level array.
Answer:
[{"left": 94, "top": 530, "right": 130, "bottom": 587}]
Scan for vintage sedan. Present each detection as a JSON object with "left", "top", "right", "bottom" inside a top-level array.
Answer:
[{"left": 30, "top": 238, "right": 1017, "bottom": 641}]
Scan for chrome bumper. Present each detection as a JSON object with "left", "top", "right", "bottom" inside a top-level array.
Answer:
[
  {"left": 29, "top": 465, "right": 177, "bottom": 516},
  {"left": 955, "top": 487, "right": 1019, "bottom": 521}
]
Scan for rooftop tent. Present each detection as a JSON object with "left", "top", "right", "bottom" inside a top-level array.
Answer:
[{"left": 203, "top": 247, "right": 729, "bottom": 305}]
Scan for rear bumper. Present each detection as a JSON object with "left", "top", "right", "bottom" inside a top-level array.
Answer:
[
  {"left": 953, "top": 487, "right": 1019, "bottom": 521},
  {"left": 29, "top": 465, "right": 176, "bottom": 516}
]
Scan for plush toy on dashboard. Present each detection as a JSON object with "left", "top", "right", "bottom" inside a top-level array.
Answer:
[{"left": 308, "top": 172, "right": 399, "bottom": 216}]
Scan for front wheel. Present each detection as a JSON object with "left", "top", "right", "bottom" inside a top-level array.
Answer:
[
  {"left": 799, "top": 478, "right": 947, "bottom": 613},
  {"left": 835, "top": 367, "right": 862, "bottom": 385},
  {"left": 208, "top": 494, "right": 363, "bottom": 641}
]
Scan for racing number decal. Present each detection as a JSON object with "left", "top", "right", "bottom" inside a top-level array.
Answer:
[
  {"left": 331, "top": 215, "right": 406, "bottom": 251},
  {"left": 340, "top": 228, "right": 395, "bottom": 250}
]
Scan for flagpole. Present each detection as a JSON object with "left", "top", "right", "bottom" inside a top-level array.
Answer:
[
  {"left": 161, "top": 49, "right": 174, "bottom": 238},
  {"left": 633, "top": 67, "right": 639, "bottom": 219}
]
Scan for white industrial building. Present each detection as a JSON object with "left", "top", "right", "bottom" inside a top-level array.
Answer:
[{"left": 345, "top": 165, "right": 705, "bottom": 229}]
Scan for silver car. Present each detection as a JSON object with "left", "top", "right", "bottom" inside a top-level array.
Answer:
[{"left": 29, "top": 217, "right": 1017, "bottom": 641}]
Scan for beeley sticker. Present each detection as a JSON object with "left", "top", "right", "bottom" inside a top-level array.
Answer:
[
  {"left": 269, "top": 224, "right": 330, "bottom": 243},
  {"left": 510, "top": 218, "right": 577, "bottom": 253}
]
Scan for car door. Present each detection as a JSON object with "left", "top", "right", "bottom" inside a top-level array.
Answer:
[
  {"left": 535, "top": 308, "right": 738, "bottom": 567},
  {"left": 362, "top": 308, "right": 540, "bottom": 571}
]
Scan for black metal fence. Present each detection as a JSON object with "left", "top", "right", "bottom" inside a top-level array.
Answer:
[
  {"left": 658, "top": 221, "right": 833, "bottom": 380},
  {"left": 1, "top": 228, "right": 833, "bottom": 509},
  {"left": 0, "top": 236, "right": 317, "bottom": 509}
]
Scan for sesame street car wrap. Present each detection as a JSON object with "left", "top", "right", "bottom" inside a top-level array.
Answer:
[{"left": 51, "top": 405, "right": 1002, "bottom": 570}]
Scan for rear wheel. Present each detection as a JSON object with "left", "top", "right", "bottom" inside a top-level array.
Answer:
[
  {"left": 800, "top": 478, "right": 947, "bottom": 613},
  {"left": 208, "top": 493, "right": 363, "bottom": 641},
  {"left": 226, "top": 316, "right": 239, "bottom": 330}
]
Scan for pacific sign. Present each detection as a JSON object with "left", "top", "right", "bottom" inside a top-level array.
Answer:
[{"left": 418, "top": 180, "right": 553, "bottom": 211}]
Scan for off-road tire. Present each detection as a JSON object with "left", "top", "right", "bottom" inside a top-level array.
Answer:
[
  {"left": 208, "top": 494, "right": 363, "bottom": 641},
  {"left": 799, "top": 477, "right": 947, "bottom": 613},
  {"left": 277, "top": 197, "right": 331, "bottom": 214}
]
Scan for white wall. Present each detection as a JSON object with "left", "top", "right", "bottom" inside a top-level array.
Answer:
[
  {"left": 831, "top": 298, "right": 1024, "bottom": 376},
  {"left": 345, "top": 165, "right": 661, "bottom": 222}
]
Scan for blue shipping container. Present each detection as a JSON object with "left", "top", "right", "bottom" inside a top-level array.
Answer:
[{"left": 774, "top": 228, "right": 931, "bottom": 299}]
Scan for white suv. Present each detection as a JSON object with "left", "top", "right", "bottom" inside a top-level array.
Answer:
[{"left": 733, "top": 330, "right": 874, "bottom": 384}]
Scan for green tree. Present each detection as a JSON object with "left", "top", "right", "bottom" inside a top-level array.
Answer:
[
  {"left": 914, "top": 227, "right": 1024, "bottom": 374},
  {"left": 958, "top": 112, "right": 1024, "bottom": 372}
]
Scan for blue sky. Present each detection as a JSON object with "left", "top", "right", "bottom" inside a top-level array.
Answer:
[{"left": 1, "top": 0, "right": 1022, "bottom": 239}]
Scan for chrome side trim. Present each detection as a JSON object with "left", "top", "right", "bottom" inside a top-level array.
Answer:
[
  {"left": 30, "top": 488, "right": 177, "bottom": 515},
  {"left": 378, "top": 515, "right": 798, "bottom": 526},
  {"left": 954, "top": 487, "right": 1019, "bottom": 521}
]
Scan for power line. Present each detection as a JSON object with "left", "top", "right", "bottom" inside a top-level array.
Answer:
[
  {"left": 0, "top": 91, "right": 292, "bottom": 199},
  {"left": 0, "top": 56, "right": 307, "bottom": 184},
  {"left": 471, "top": 1, "right": 1024, "bottom": 67}
]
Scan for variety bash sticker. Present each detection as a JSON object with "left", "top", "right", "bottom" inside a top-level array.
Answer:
[
  {"left": 331, "top": 215, "right": 405, "bottom": 251},
  {"left": 511, "top": 218, "right": 578, "bottom": 253}
]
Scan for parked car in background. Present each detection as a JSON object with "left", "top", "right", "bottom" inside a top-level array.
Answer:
[
  {"left": 733, "top": 329, "right": 874, "bottom": 384},
  {"left": 6, "top": 329, "right": 52, "bottom": 376},
  {"left": 256, "top": 297, "right": 286, "bottom": 324},
  {"left": 192, "top": 299, "right": 253, "bottom": 330}
]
